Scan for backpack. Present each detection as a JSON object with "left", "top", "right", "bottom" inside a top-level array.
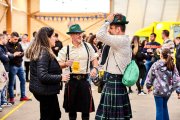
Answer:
[
  {"left": 122, "top": 60, "right": 139, "bottom": 86},
  {"left": 113, "top": 52, "right": 139, "bottom": 86},
  {"left": 0, "top": 61, "right": 8, "bottom": 91}
]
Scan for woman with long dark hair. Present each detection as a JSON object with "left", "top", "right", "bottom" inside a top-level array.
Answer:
[
  {"left": 146, "top": 48, "right": 180, "bottom": 120},
  {"left": 26, "top": 27, "right": 69, "bottom": 120}
]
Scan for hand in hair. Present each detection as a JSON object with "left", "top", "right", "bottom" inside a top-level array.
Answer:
[{"left": 107, "top": 14, "right": 115, "bottom": 23}]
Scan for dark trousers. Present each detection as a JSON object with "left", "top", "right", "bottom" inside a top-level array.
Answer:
[
  {"left": 69, "top": 112, "right": 89, "bottom": 120},
  {"left": 136, "top": 64, "right": 146, "bottom": 93},
  {"left": 34, "top": 94, "right": 61, "bottom": 120},
  {"left": 24, "top": 62, "right": 30, "bottom": 81}
]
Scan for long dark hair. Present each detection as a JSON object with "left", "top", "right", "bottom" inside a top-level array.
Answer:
[
  {"left": 26, "top": 27, "right": 55, "bottom": 60},
  {"left": 161, "top": 48, "right": 174, "bottom": 71},
  {"left": 88, "top": 35, "right": 96, "bottom": 45}
]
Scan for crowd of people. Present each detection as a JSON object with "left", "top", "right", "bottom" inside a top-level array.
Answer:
[{"left": 0, "top": 13, "right": 180, "bottom": 120}]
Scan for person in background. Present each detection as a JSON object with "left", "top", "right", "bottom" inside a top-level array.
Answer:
[
  {"left": 162, "top": 30, "right": 175, "bottom": 56},
  {"left": 142, "top": 33, "right": 161, "bottom": 92},
  {"left": 32, "top": 31, "right": 37, "bottom": 39},
  {"left": 131, "top": 36, "right": 147, "bottom": 95},
  {"left": 0, "top": 34, "right": 12, "bottom": 112},
  {"left": 0, "top": 34, "right": 9, "bottom": 72},
  {"left": 58, "top": 24, "right": 98, "bottom": 120},
  {"left": 20, "top": 34, "right": 30, "bottom": 82},
  {"left": 26, "top": 27, "right": 69, "bottom": 120},
  {"left": 144, "top": 33, "right": 161, "bottom": 72},
  {"left": 3, "top": 31, "right": 7, "bottom": 35},
  {"left": 52, "top": 33, "right": 63, "bottom": 56},
  {"left": 174, "top": 36, "right": 180, "bottom": 74},
  {"left": 146, "top": 48, "right": 180, "bottom": 120},
  {"left": 141, "top": 39, "right": 148, "bottom": 50},
  {"left": 6, "top": 32, "right": 31, "bottom": 104},
  {"left": 82, "top": 33, "right": 87, "bottom": 42},
  {"left": 95, "top": 13, "right": 132, "bottom": 120},
  {"left": 88, "top": 35, "right": 98, "bottom": 53}
]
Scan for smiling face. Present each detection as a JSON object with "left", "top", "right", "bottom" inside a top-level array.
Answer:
[{"left": 70, "top": 33, "right": 82, "bottom": 44}]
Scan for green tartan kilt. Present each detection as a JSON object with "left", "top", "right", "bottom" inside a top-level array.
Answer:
[{"left": 95, "top": 73, "right": 132, "bottom": 120}]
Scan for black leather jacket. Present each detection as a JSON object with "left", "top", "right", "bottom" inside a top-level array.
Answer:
[{"left": 29, "top": 50, "right": 62, "bottom": 95}]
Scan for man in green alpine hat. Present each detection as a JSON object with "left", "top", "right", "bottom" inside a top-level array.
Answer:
[
  {"left": 57, "top": 24, "right": 98, "bottom": 120},
  {"left": 95, "top": 13, "right": 132, "bottom": 120}
]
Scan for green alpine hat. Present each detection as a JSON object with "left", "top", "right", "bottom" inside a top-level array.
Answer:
[
  {"left": 111, "top": 14, "right": 129, "bottom": 25},
  {"left": 66, "top": 24, "right": 85, "bottom": 34}
]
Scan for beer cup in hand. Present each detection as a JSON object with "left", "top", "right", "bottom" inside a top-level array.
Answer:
[
  {"left": 66, "top": 60, "right": 74, "bottom": 67},
  {"left": 62, "top": 74, "right": 70, "bottom": 82}
]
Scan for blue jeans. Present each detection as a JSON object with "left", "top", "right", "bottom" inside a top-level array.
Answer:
[
  {"left": 154, "top": 96, "right": 169, "bottom": 120},
  {"left": 8, "top": 65, "right": 26, "bottom": 98},
  {"left": 0, "top": 86, "right": 7, "bottom": 107}
]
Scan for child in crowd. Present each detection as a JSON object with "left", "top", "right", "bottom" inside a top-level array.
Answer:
[{"left": 146, "top": 48, "right": 180, "bottom": 120}]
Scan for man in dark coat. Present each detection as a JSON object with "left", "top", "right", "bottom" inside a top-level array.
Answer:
[
  {"left": 52, "top": 33, "right": 63, "bottom": 56},
  {"left": 175, "top": 36, "right": 180, "bottom": 74}
]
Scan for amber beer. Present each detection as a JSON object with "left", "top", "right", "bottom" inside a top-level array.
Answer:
[
  {"left": 98, "top": 65, "right": 104, "bottom": 78},
  {"left": 72, "top": 60, "right": 80, "bottom": 73}
]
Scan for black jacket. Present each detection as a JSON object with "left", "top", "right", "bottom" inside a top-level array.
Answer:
[
  {"left": 29, "top": 50, "right": 62, "bottom": 95},
  {"left": 6, "top": 42, "right": 24, "bottom": 67},
  {"left": 0, "top": 45, "right": 9, "bottom": 72},
  {"left": 176, "top": 44, "right": 180, "bottom": 74}
]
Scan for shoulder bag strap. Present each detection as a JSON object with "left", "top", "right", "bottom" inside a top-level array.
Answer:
[
  {"left": 66, "top": 45, "right": 72, "bottom": 72},
  {"left": 113, "top": 52, "right": 122, "bottom": 73},
  {"left": 83, "top": 42, "right": 90, "bottom": 73}
]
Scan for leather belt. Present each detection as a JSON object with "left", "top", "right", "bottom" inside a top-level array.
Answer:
[
  {"left": 70, "top": 74, "right": 88, "bottom": 81},
  {"left": 106, "top": 72, "right": 123, "bottom": 79}
]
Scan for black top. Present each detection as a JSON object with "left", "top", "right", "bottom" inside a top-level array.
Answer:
[
  {"left": 143, "top": 41, "right": 161, "bottom": 60},
  {"left": 133, "top": 47, "right": 147, "bottom": 66},
  {"left": 100, "top": 45, "right": 110, "bottom": 65},
  {"left": 176, "top": 44, "right": 180, "bottom": 74},
  {"left": 0, "top": 45, "right": 9, "bottom": 72},
  {"left": 29, "top": 49, "right": 62, "bottom": 95},
  {"left": 6, "top": 42, "right": 24, "bottom": 67},
  {"left": 52, "top": 40, "right": 63, "bottom": 56}
]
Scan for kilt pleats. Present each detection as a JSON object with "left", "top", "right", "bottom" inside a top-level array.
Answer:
[{"left": 95, "top": 75, "right": 132, "bottom": 120}]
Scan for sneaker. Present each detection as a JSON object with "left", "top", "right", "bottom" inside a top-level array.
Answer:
[
  {"left": 0, "top": 107, "right": 2, "bottom": 112},
  {"left": 9, "top": 98, "right": 15, "bottom": 105},
  {"left": 20, "top": 96, "right": 32, "bottom": 101},
  {"left": 138, "top": 91, "right": 146, "bottom": 96},
  {"left": 1, "top": 102, "right": 12, "bottom": 107}
]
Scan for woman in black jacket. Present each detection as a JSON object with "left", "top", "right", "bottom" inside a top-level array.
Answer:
[
  {"left": 132, "top": 36, "right": 147, "bottom": 95},
  {"left": 26, "top": 27, "right": 69, "bottom": 120}
]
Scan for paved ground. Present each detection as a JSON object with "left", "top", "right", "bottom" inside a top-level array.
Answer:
[{"left": 0, "top": 84, "right": 180, "bottom": 120}]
